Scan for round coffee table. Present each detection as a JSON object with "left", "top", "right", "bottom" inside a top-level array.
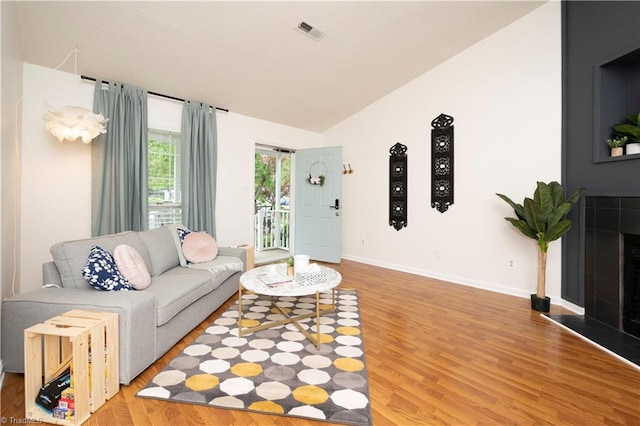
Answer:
[{"left": 238, "top": 264, "right": 342, "bottom": 349}]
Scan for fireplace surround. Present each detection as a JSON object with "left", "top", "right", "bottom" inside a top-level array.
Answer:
[
  {"left": 622, "top": 233, "right": 640, "bottom": 338},
  {"left": 584, "top": 197, "right": 640, "bottom": 336}
]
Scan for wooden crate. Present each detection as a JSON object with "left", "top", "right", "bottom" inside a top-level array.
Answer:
[
  {"left": 61, "top": 310, "right": 119, "bottom": 399},
  {"left": 45, "top": 316, "right": 106, "bottom": 412},
  {"left": 24, "top": 323, "right": 91, "bottom": 425}
]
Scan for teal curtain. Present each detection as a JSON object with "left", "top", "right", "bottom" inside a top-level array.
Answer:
[
  {"left": 181, "top": 101, "right": 217, "bottom": 237},
  {"left": 92, "top": 80, "right": 148, "bottom": 236}
]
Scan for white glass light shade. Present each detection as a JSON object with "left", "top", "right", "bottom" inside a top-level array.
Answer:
[{"left": 43, "top": 105, "right": 108, "bottom": 144}]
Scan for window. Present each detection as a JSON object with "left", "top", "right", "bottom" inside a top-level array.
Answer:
[{"left": 148, "top": 129, "right": 181, "bottom": 229}]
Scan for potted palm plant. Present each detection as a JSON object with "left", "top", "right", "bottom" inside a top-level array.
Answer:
[
  {"left": 496, "top": 181, "right": 583, "bottom": 312},
  {"left": 613, "top": 112, "right": 640, "bottom": 155}
]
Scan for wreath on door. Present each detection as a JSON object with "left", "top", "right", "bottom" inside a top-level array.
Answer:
[{"left": 307, "top": 161, "right": 327, "bottom": 186}]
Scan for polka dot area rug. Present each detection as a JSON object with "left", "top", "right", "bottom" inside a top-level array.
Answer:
[{"left": 136, "top": 289, "right": 371, "bottom": 425}]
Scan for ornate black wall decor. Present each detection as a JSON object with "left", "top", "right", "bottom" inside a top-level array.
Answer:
[
  {"left": 431, "top": 113, "right": 454, "bottom": 213},
  {"left": 389, "top": 142, "right": 408, "bottom": 230}
]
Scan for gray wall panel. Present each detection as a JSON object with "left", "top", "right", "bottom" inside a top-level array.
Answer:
[{"left": 562, "top": 1, "right": 640, "bottom": 306}]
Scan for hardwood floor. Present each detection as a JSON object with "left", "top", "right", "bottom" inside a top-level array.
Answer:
[{"left": 3, "top": 259, "right": 639, "bottom": 425}]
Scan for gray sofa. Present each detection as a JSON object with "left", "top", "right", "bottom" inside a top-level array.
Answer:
[{"left": 1, "top": 224, "right": 246, "bottom": 385}]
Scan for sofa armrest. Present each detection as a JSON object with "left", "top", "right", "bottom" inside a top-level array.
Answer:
[
  {"left": 43, "top": 261, "right": 62, "bottom": 286},
  {"left": 1, "top": 287, "right": 156, "bottom": 385},
  {"left": 218, "top": 247, "right": 247, "bottom": 271}
]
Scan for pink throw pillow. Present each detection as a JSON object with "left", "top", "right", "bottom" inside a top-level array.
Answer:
[
  {"left": 113, "top": 244, "right": 151, "bottom": 290},
  {"left": 182, "top": 232, "right": 218, "bottom": 264}
]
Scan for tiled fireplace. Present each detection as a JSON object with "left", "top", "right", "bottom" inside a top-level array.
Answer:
[{"left": 585, "top": 197, "right": 640, "bottom": 338}]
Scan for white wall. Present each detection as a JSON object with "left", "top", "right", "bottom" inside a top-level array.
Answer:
[
  {"left": 18, "top": 64, "right": 322, "bottom": 294},
  {"left": 325, "top": 3, "right": 570, "bottom": 306},
  {"left": 21, "top": 64, "right": 94, "bottom": 294},
  {"left": 2, "top": 1, "right": 26, "bottom": 380},
  {"left": 16, "top": 2, "right": 573, "bottom": 311},
  {"left": 2, "top": 1, "right": 25, "bottom": 300}
]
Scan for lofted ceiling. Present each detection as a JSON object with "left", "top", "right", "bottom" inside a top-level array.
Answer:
[{"left": 14, "top": 1, "right": 545, "bottom": 132}]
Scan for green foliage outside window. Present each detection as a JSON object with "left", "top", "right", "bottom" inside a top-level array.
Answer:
[
  {"left": 148, "top": 131, "right": 180, "bottom": 204},
  {"left": 254, "top": 152, "right": 290, "bottom": 213}
]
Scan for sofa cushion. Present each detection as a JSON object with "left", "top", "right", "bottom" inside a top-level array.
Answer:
[
  {"left": 182, "top": 232, "right": 218, "bottom": 263},
  {"left": 138, "top": 226, "right": 180, "bottom": 276},
  {"left": 82, "top": 245, "right": 133, "bottom": 291},
  {"left": 114, "top": 245, "right": 151, "bottom": 290},
  {"left": 143, "top": 267, "right": 238, "bottom": 326},
  {"left": 51, "top": 232, "right": 152, "bottom": 289}
]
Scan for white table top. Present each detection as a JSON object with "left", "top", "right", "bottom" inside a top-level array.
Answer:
[{"left": 240, "top": 263, "right": 341, "bottom": 297}]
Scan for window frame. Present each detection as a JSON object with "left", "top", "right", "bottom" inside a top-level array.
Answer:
[{"left": 147, "top": 128, "right": 182, "bottom": 229}]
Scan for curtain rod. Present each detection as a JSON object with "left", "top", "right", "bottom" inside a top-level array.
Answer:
[{"left": 80, "top": 75, "right": 229, "bottom": 113}]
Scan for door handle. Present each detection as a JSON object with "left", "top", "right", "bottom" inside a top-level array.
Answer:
[{"left": 329, "top": 199, "right": 340, "bottom": 210}]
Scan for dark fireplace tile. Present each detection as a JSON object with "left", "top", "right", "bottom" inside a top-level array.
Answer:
[
  {"left": 600, "top": 331, "right": 640, "bottom": 348},
  {"left": 586, "top": 207, "right": 596, "bottom": 230},
  {"left": 595, "top": 208, "right": 620, "bottom": 232},
  {"left": 621, "top": 209, "right": 640, "bottom": 235},
  {"left": 595, "top": 275, "right": 619, "bottom": 304},
  {"left": 546, "top": 315, "right": 640, "bottom": 367},
  {"left": 595, "top": 253, "right": 619, "bottom": 281},
  {"left": 585, "top": 230, "right": 595, "bottom": 274},
  {"left": 594, "top": 297, "right": 619, "bottom": 328},
  {"left": 594, "top": 197, "right": 621, "bottom": 209},
  {"left": 595, "top": 230, "right": 620, "bottom": 254},
  {"left": 585, "top": 292, "right": 595, "bottom": 316},
  {"left": 582, "top": 197, "right": 640, "bottom": 350},
  {"left": 621, "top": 197, "right": 640, "bottom": 210},
  {"left": 585, "top": 271, "right": 595, "bottom": 295}
]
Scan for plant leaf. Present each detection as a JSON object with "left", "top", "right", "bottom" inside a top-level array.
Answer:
[
  {"left": 625, "top": 113, "right": 639, "bottom": 125},
  {"left": 524, "top": 197, "right": 546, "bottom": 234},
  {"left": 535, "top": 181, "right": 554, "bottom": 217},
  {"left": 505, "top": 218, "right": 537, "bottom": 240},
  {"left": 614, "top": 123, "right": 640, "bottom": 141},
  {"left": 547, "top": 181, "right": 564, "bottom": 209},
  {"left": 496, "top": 193, "right": 525, "bottom": 220},
  {"left": 566, "top": 187, "right": 584, "bottom": 205},
  {"left": 548, "top": 202, "right": 571, "bottom": 228},
  {"left": 545, "top": 220, "right": 572, "bottom": 242}
]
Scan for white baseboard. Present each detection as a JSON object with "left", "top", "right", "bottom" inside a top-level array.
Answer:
[
  {"left": 341, "top": 254, "right": 584, "bottom": 314},
  {"left": 560, "top": 299, "right": 585, "bottom": 315}
]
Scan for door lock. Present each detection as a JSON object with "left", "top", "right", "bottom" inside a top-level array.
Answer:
[{"left": 329, "top": 199, "right": 340, "bottom": 210}]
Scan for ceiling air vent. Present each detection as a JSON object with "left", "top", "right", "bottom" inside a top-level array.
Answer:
[{"left": 296, "top": 21, "right": 326, "bottom": 41}]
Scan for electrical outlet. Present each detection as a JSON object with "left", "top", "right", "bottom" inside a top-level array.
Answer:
[
  {"left": 507, "top": 259, "right": 515, "bottom": 269},
  {"left": 434, "top": 250, "right": 441, "bottom": 259},
  {"left": 361, "top": 239, "right": 366, "bottom": 246}
]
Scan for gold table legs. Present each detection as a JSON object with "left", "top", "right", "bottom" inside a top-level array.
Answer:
[{"left": 237, "top": 284, "right": 336, "bottom": 350}]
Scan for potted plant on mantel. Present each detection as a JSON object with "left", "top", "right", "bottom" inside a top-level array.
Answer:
[
  {"left": 607, "top": 136, "right": 627, "bottom": 157},
  {"left": 613, "top": 112, "right": 640, "bottom": 155},
  {"left": 496, "top": 181, "right": 583, "bottom": 312}
]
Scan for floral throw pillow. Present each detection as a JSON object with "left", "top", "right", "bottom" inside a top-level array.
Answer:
[
  {"left": 177, "top": 228, "right": 191, "bottom": 243},
  {"left": 82, "top": 245, "right": 133, "bottom": 291},
  {"left": 177, "top": 228, "right": 194, "bottom": 264}
]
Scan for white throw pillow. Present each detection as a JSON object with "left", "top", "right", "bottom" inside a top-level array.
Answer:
[
  {"left": 113, "top": 244, "right": 151, "bottom": 290},
  {"left": 182, "top": 232, "right": 218, "bottom": 264}
]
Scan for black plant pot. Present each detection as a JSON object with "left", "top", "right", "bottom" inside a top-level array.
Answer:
[{"left": 530, "top": 294, "right": 551, "bottom": 312}]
